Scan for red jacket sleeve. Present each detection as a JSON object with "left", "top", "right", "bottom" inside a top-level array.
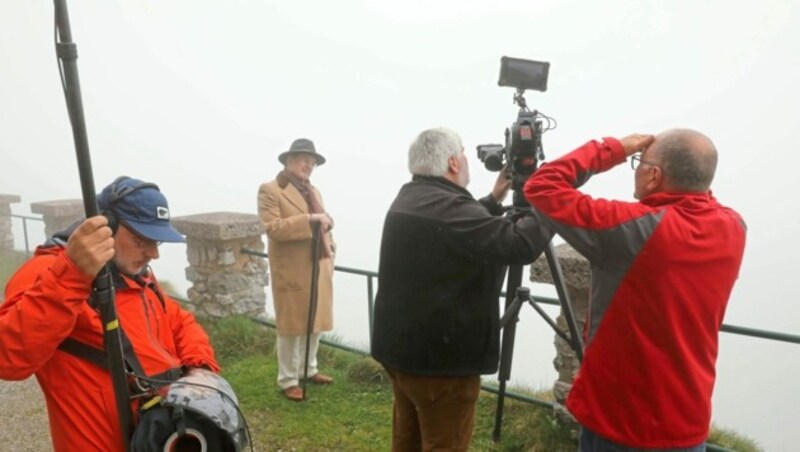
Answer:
[
  {"left": 0, "top": 251, "right": 93, "bottom": 380},
  {"left": 163, "top": 290, "right": 220, "bottom": 372},
  {"left": 523, "top": 138, "right": 648, "bottom": 261}
]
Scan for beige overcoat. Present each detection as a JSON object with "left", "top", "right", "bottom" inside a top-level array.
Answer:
[{"left": 258, "top": 179, "right": 334, "bottom": 335}]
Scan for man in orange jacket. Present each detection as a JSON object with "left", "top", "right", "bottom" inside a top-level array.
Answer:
[{"left": 0, "top": 176, "right": 219, "bottom": 452}]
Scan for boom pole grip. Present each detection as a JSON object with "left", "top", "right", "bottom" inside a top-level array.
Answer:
[{"left": 54, "top": 1, "right": 132, "bottom": 449}]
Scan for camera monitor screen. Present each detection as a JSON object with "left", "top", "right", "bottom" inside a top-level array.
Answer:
[{"left": 498, "top": 56, "right": 550, "bottom": 92}]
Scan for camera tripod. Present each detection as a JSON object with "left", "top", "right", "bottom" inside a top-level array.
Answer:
[{"left": 491, "top": 201, "right": 584, "bottom": 441}]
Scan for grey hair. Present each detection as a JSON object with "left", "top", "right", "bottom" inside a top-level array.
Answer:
[
  {"left": 408, "top": 127, "right": 463, "bottom": 176},
  {"left": 654, "top": 129, "right": 718, "bottom": 192}
]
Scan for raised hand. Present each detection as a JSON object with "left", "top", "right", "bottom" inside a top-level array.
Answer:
[
  {"left": 619, "top": 134, "right": 656, "bottom": 157},
  {"left": 66, "top": 216, "right": 115, "bottom": 277}
]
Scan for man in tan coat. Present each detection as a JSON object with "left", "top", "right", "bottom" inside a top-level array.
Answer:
[{"left": 257, "top": 138, "right": 335, "bottom": 401}]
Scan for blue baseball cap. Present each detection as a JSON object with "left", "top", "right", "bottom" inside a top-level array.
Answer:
[{"left": 97, "top": 176, "right": 185, "bottom": 243}]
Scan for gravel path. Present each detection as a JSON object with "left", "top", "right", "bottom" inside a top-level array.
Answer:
[{"left": 0, "top": 377, "right": 51, "bottom": 451}]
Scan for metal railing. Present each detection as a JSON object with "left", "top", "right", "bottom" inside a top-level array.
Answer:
[
  {"left": 241, "top": 247, "right": 380, "bottom": 344},
  {"left": 1, "top": 213, "right": 45, "bottom": 256},
  {"left": 242, "top": 246, "right": 800, "bottom": 347},
  {"left": 527, "top": 294, "right": 800, "bottom": 345},
  {"left": 242, "top": 246, "right": 797, "bottom": 450}
]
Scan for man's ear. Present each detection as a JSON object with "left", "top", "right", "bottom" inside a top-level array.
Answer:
[
  {"left": 447, "top": 154, "right": 460, "bottom": 175},
  {"left": 646, "top": 166, "right": 663, "bottom": 192}
]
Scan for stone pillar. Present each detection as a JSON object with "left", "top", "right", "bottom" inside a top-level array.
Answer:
[
  {"left": 172, "top": 212, "right": 268, "bottom": 319},
  {"left": 530, "top": 243, "right": 590, "bottom": 427},
  {"left": 0, "top": 194, "right": 22, "bottom": 250},
  {"left": 30, "top": 199, "right": 84, "bottom": 239}
]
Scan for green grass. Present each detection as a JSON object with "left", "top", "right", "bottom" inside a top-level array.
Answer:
[
  {"left": 709, "top": 425, "right": 763, "bottom": 451},
  {"left": 471, "top": 391, "right": 576, "bottom": 451},
  {"left": 204, "top": 316, "right": 394, "bottom": 451},
  {"left": 203, "top": 315, "right": 762, "bottom": 452},
  {"left": 0, "top": 249, "right": 765, "bottom": 452}
]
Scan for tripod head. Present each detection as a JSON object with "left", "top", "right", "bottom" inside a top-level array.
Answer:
[{"left": 478, "top": 93, "right": 555, "bottom": 209}]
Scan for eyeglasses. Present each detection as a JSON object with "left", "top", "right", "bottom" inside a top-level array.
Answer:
[
  {"left": 122, "top": 224, "right": 162, "bottom": 249},
  {"left": 630, "top": 155, "right": 660, "bottom": 170}
]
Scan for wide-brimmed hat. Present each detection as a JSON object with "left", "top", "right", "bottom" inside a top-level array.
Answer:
[
  {"left": 278, "top": 138, "right": 326, "bottom": 166},
  {"left": 97, "top": 176, "right": 185, "bottom": 243}
]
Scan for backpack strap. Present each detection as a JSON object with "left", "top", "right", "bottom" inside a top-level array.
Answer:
[{"left": 57, "top": 337, "right": 107, "bottom": 369}]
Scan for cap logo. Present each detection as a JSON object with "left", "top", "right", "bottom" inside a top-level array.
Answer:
[{"left": 156, "top": 206, "right": 170, "bottom": 220}]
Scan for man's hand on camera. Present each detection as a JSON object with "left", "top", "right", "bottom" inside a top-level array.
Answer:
[
  {"left": 66, "top": 215, "right": 115, "bottom": 277},
  {"left": 620, "top": 134, "right": 656, "bottom": 157},
  {"left": 309, "top": 213, "right": 334, "bottom": 232},
  {"left": 491, "top": 167, "right": 512, "bottom": 203}
]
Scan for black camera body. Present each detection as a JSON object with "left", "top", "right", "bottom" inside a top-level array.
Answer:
[
  {"left": 507, "top": 110, "right": 544, "bottom": 203},
  {"left": 477, "top": 56, "right": 552, "bottom": 207},
  {"left": 476, "top": 144, "right": 505, "bottom": 171}
]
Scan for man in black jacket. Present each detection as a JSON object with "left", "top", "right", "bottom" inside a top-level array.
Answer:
[{"left": 371, "top": 127, "right": 552, "bottom": 451}]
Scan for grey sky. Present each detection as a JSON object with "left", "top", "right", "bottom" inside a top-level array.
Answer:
[{"left": 1, "top": 1, "right": 798, "bottom": 450}]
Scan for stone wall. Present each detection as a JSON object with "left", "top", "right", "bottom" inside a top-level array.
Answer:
[
  {"left": 0, "top": 194, "right": 21, "bottom": 250},
  {"left": 30, "top": 199, "right": 84, "bottom": 239},
  {"left": 172, "top": 212, "right": 268, "bottom": 318},
  {"left": 7, "top": 196, "right": 271, "bottom": 320}
]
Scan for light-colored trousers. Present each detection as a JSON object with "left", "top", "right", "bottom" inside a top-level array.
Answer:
[{"left": 276, "top": 333, "right": 321, "bottom": 389}]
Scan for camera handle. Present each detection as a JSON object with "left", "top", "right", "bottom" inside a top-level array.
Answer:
[
  {"left": 492, "top": 240, "right": 584, "bottom": 442},
  {"left": 513, "top": 88, "right": 528, "bottom": 111}
]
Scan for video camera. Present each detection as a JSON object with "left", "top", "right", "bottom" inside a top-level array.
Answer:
[
  {"left": 481, "top": 59, "right": 581, "bottom": 443},
  {"left": 477, "top": 56, "right": 556, "bottom": 207}
]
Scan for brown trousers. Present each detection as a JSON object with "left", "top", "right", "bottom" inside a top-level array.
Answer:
[{"left": 385, "top": 367, "right": 482, "bottom": 452}]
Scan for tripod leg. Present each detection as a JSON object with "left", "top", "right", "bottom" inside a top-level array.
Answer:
[
  {"left": 527, "top": 296, "right": 571, "bottom": 344},
  {"left": 492, "top": 264, "right": 524, "bottom": 441},
  {"left": 544, "top": 242, "right": 583, "bottom": 362}
]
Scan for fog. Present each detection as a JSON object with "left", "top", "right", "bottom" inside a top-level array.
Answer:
[{"left": 1, "top": 1, "right": 798, "bottom": 450}]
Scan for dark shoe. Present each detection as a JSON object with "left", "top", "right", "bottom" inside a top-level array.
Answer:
[
  {"left": 307, "top": 373, "right": 334, "bottom": 385},
  {"left": 283, "top": 385, "right": 304, "bottom": 401}
]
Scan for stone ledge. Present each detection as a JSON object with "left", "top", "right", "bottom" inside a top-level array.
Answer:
[
  {"left": 530, "top": 243, "right": 590, "bottom": 288},
  {"left": 172, "top": 212, "right": 263, "bottom": 241},
  {"left": 0, "top": 194, "right": 21, "bottom": 205},
  {"left": 30, "top": 199, "right": 84, "bottom": 217}
]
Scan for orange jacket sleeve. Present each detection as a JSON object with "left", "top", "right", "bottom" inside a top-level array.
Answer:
[
  {"left": 160, "top": 285, "right": 220, "bottom": 372},
  {"left": 0, "top": 251, "right": 93, "bottom": 380}
]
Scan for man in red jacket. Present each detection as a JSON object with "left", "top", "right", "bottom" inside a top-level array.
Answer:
[
  {"left": 524, "top": 130, "right": 746, "bottom": 450},
  {"left": 0, "top": 176, "right": 219, "bottom": 452}
]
